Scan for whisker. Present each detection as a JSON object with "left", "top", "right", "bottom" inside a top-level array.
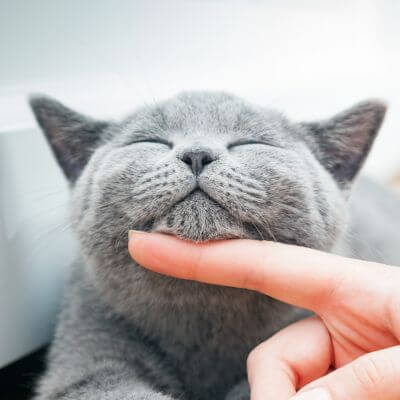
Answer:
[{"left": 27, "top": 220, "right": 74, "bottom": 259}]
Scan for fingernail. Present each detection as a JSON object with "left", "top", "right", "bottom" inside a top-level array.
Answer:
[
  {"left": 290, "top": 388, "right": 331, "bottom": 400},
  {"left": 128, "top": 230, "right": 143, "bottom": 240}
]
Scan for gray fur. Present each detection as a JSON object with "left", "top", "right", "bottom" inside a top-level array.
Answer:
[
  {"left": 29, "top": 91, "right": 400, "bottom": 400},
  {"left": 30, "top": 95, "right": 111, "bottom": 182}
]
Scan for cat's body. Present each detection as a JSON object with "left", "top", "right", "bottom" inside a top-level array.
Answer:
[
  {"left": 29, "top": 92, "right": 400, "bottom": 400},
  {"left": 342, "top": 178, "right": 400, "bottom": 264}
]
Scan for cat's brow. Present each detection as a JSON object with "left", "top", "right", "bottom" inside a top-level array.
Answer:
[
  {"left": 121, "top": 129, "right": 168, "bottom": 145},
  {"left": 131, "top": 129, "right": 165, "bottom": 138}
]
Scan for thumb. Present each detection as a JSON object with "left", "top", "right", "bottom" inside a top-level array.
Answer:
[{"left": 291, "top": 346, "right": 400, "bottom": 400}]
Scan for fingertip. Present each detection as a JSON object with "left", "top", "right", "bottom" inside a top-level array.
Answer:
[
  {"left": 127, "top": 231, "right": 193, "bottom": 277},
  {"left": 128, "top": 230, "right": 168, "bottom": 261},
  {"left": 128, "top": 230, "right": 149, "bottom": 260}
]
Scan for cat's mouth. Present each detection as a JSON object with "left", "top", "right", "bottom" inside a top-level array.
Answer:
[
  {"left": 150, "top": 189, "right": 262, "bottom": 242},
  {"left": 175, "top": 188, "right": 230, "bottom": 213}
]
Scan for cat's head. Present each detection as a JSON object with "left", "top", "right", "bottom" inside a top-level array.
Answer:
[{"left": 30, "top": 91, "right": 385, "bottom": 287}]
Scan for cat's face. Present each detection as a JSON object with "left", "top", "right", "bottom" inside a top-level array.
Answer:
[
  {"left": 30, "top": 91, "right": 386, "bottom": 302},
  {"left": 72, "top": 92, "right": 346, "bottom": 250}
]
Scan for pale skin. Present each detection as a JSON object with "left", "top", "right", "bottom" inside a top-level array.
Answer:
[{"left": 128, "top": 232, "right": 400, "bottom": 400}]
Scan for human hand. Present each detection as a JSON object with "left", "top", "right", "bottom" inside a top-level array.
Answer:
[{"left": 128, "top": 232, "right": 400, "bottom": 399}]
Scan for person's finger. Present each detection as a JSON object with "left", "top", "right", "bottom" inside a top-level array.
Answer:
[
  {"left": 247, "top": 316, "right": 332, "bottom": 400},
  {"left": 290, "top": 346, "right": 400, "bottom": 400},
  {"left": 128, "top": 231, "right": 397, "bottom": 313}
]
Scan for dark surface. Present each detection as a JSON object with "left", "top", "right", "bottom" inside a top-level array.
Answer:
[{"left": 0, "top": 347, "right": 47, "bottom": 400}]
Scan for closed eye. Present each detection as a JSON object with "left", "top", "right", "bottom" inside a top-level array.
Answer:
[
  {"left": 227, "top": 140, "right": 271, "bottom": 149},
  {"left": 128, "top": 138, "right": 172, "bottom": 148}
]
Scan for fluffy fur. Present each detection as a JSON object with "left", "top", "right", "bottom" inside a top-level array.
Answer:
[{"left": 29, "top": 92, "right": 400, "bottom": 400}]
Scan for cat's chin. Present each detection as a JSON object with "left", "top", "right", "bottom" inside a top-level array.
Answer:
[
  {"left": 150, "top": 190, "right": 257, "bottom": 242},
  {"left": 151, "top": 228, "right": 246, "bottom": 242}
]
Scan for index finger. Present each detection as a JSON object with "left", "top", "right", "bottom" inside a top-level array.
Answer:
[{"left": 128, "top": 231, "right": 391, "bottom": 313}]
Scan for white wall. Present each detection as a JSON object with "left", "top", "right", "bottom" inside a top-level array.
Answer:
[
  {"left": 0, "top": 0, "right": 399, "bottom": 366},
  {"left": 2, "top": 0, "right": 400, "bottom": 179},
  {"left": 0, "top": 127, "right": 77, "bottom": 367}
]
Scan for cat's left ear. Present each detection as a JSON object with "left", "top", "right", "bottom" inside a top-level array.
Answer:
[
  {"left": 30, "top": 95, "right": 112, "bottom": 183},
  {"left": 301, "top": 100, "right": 387, "bottom": 187}
]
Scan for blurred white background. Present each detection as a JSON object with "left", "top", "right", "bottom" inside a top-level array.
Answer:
[
  {"left": 0, "top": 0, "right": 399, "bottom": 366},
  {"left": 2, "top": 0, "right": 400, "bottom": 177}
]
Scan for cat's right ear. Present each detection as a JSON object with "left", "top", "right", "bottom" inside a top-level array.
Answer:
[{"left": 29, "top": 95, "right": 112, "bottom": 183}]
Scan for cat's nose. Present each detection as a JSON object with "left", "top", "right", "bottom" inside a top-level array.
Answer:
[{"left": 180, "top": 150, "right": 215, "bottom": 176}]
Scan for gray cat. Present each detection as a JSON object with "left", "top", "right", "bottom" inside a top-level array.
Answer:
[{"left": 29, "top": 91, "right": 400, "bottom": 400}]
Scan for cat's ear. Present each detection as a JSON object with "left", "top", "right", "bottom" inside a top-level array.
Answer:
[
  {"left": 29, "top": 95, "right": 112, "bottom": 183},
  {"left": 301, "top": 100, "right": 387, "bottom": 187}
]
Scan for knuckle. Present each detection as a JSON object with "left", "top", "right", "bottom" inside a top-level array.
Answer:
[
  {"left": 190, "top": 245, "right": 205, "bottom": 281},
  {"left": 248, "top": 240, "right": 272, "bottom": 291},
  {"left": 241, "top": 242, "right": 263, "bottom": 291},
  {"left": 387, "top": 283, "right": 400, "bottom": 334},
  {"left": 320, "top": 273, "right": 348, "bottom": 311},
  {"left": 247, "top": 343, "right": 267, "bottom": 370},
  {"left": 246, "top": 346, "right": 260, "bottom": 369},
  {"left": 352, "top": 354, "right": 385, "bottom": 390}
]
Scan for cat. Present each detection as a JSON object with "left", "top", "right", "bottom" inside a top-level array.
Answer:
[{"left": 29, "top": 91, "right": 400, "bottom": 400}]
